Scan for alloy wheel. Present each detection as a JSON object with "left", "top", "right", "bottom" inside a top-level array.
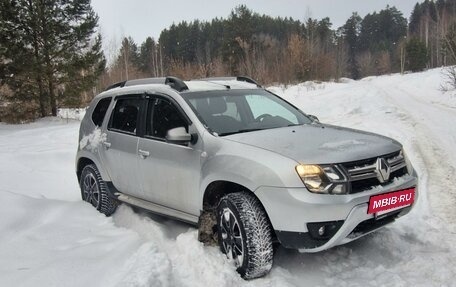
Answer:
[
  {"left": 82, "top": 173, "right": 100, "bottom": 208},
  {"left": 219, "top": 208, "right": 244, "bottom": 267}
]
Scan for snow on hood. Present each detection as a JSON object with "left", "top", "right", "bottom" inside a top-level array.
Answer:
[
  {"left": 224, "top": 124, "right": 402, "bottom": 164},
  {"left": 320, "top": 139, "right": 367, "bottom": 150}
]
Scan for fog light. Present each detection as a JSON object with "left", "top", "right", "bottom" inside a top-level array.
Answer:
[
  {"left": 307, "top": 221, "right": 344, "bottom": 240},
  {"left": 318, "top": 226, "right": 325, "bottom": 236}
]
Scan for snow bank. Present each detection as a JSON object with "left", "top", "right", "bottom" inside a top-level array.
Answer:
[{"left": 57, "top": 108, "right": 86, "bottom": 121}]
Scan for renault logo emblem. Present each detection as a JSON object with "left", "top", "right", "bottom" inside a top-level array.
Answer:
[{"left": 376, "top": 158, "right": 391, "bottom": 183}]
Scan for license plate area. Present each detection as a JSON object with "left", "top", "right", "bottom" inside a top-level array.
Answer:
[
  {"left": 375, "top": 205, "right": 407, "bottom": 220},
  {"left": 368, "top": 188, "right": 415, "bottom": 217}
]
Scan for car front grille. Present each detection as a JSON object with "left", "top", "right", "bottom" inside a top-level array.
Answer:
[{"left": 341, "top": 150, "right": 409, "bottom": 194}]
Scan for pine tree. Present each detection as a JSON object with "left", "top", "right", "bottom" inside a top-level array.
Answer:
[
  {"left": 116, "top": 37, "right": 139, "bottom": 80},
  {"left": 139, "top": 37, "right": 158, "bottom": 77},
  {"left": 409, "top": 3, "right": 423, "bottom": 35},
  {"left": 342, "top": 12, "right": 362, "bottom": 79},
  {"left": 406, "top": 38, "right": 428, "bottom": 71},
  {"left": 0, "top": 0, "right": 105, "bottom": 117}
]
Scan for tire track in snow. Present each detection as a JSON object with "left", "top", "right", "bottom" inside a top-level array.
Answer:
[{"left": 369, "top": 81, "right": 456, "bottom": 228}]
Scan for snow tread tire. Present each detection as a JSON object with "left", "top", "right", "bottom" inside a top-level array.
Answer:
[
  {"left": 80, "top": 164, "right": 117, "bottom": 216},
  {"left": 218, "top": 192, "right": 273, "bottom": 279}
]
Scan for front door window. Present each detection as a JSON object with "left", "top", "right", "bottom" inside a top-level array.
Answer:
[{"left": 146, "top": 98, "right": 187, "bottom": 139}]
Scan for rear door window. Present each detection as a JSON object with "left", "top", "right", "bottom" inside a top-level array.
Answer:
[{"left": 91, "top": 97, "right": 112, "bottom": 127}]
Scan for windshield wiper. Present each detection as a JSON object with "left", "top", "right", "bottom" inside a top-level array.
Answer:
[{"left": 219, "top": 128, "right": 264, "bottom": 136}]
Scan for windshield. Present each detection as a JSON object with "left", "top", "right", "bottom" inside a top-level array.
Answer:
[{"left": 184, "top": 89, "right": 312, "bottom": 136}]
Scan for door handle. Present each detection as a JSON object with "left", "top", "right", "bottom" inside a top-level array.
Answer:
[
  {"left": 102, "top": 142, "right": 111, "bottom": 149},
  {"left": 138, "top": 149, "right": 150, "bottom": 158}
]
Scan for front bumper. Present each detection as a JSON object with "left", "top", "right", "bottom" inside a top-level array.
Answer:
[{"left": 254, "top": 173, "right": 418, "bottom": 252}]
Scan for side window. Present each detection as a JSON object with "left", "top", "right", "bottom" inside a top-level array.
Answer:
[
  {"left": 109, "top": 98, "right": 142, "bottom": 134},
  {"left": 91, "top": 97, "right": 111, "bottom": 127},
  {"left": 147, "top": 98, "right": 187, "bottom": 138}
]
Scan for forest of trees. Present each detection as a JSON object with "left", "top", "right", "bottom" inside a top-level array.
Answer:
[
  {"left": 3, "top": 0, "right": 456, "bottom": 122},
  {"left": 0, "top": 0, "right": 105, "bottom": 122},
  {"left": 104, "top": 1, "right": 456, "bottom": 88}
]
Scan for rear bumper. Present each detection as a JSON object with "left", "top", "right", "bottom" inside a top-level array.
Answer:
[{"left": 255, "top": 173, "right": 418, "bottom": 252}]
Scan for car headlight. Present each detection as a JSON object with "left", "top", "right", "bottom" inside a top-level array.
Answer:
[{"left": 295, "top": 164, "right": 348, "bottom": 194}]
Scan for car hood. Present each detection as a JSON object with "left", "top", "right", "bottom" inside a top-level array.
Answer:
[{"left": 224, "top": 124, "right": 402, "bottom": 164}]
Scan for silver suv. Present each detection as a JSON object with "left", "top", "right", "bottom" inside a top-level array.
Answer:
[{"left": 76, "top": 76, "right": 418, "bottom": 279}]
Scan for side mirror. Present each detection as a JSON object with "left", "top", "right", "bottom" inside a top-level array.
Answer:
[
  {"left": 166, "top": 127, "right": 192, "bottom": 144},
  {"left": 308, "top": 114, "right": 319, "bottom": 122}
]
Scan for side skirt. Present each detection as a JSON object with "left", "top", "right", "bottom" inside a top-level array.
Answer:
[{"left": 114, "top": 191, "right": 199, "bottom": 225}]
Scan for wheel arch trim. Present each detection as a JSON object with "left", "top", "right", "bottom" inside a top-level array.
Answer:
[{"left": 76, "top": 150, "right": 111, "bottom": 182}]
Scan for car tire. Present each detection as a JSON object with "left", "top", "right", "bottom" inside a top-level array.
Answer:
[
  {"left": 80, "top": 164, "right": 117, "bottom": 216},
  {"left": 216, "top": 192, "right": 273, "bottom": 279}
]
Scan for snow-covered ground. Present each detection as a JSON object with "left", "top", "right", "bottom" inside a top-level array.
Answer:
[
  {"left": 57, "top": 108, "right": 87, "bottom": 121},
  {"left": 1, "top": 68, "right": 456, "bottom": 286}
]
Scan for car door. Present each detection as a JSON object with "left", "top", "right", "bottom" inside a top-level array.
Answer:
[
  {"left": 99, "top": 95, "right": 144, "bottom": 197},
  {"left": 137, "top": 96, "right": 202, "bottom": 215}
]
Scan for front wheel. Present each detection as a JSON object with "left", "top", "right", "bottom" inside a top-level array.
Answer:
[{"left": 216, "top": 192, "right": 273, "bottom": 279}]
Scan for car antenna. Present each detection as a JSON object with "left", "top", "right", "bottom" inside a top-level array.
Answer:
[{"left": 205, "top": 81, "right": 231, "bottom": 90}]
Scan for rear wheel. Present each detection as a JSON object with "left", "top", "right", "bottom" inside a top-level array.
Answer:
[
  {"left": 80, "top": 164, "right": 117, "bottom": 216},
  {"left": 216, "top": 192, "right": 273, "bottom": 279}
]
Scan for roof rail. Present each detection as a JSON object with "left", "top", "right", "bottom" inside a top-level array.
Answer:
[
  {"left": 165, "top": 76, "right": 189, "bottom": 92},
  {"left": 105, "top": 81, "right": 127, "bottom": 91},
  {"left": 104, "top": 76, "right": 188, "bottom": 92},
  {"left": 199, "top": 76, "right": 261, "bottom": 87}
]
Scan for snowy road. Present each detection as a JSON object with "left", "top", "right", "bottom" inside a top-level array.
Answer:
[{"left": 1, "top": 68, "right": 455, "bottom": 286}]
